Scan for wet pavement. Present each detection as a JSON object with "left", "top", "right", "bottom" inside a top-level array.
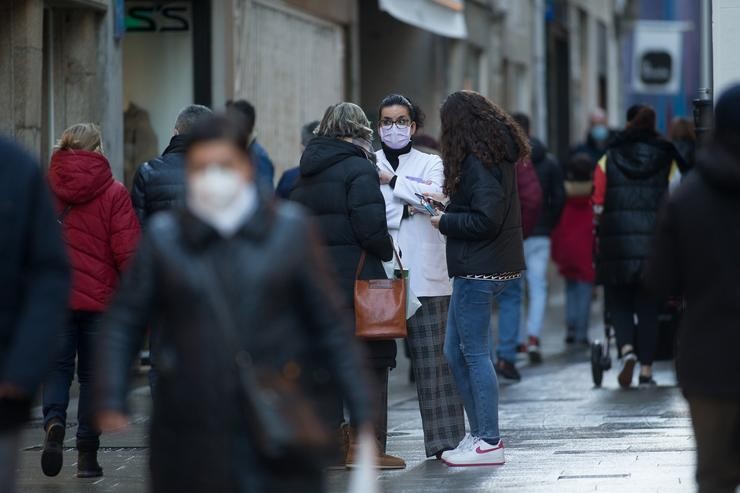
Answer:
[{"left": 15, "top": 282, "right": 696, "bottom": 492}]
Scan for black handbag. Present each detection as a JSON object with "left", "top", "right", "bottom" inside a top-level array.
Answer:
[{"left": 198, "top": 259, "right": 332, "bottom": 464}]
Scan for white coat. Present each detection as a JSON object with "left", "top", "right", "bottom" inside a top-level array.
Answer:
[{"left": 376, "top": 147, "right": 451, "bottom": 298}]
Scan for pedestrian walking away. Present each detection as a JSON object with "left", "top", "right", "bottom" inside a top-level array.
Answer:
[
  {"left": 96, "top": 114, "right": 377, "bottom": 493},
  {"left": 290, "top": 102, "right": 405, "bottom": 469},
  {"left": 593, "top": 105, "right": 680, "bottom": 389},
  {"left": 42, "top": 123, "right": 140, "bottom": 479},
  {"left": 375, "top": 93, "right": 466, "bottom": 459},
  {"left": 431, "top": 91, "right": 527, "bottom": 468},
  {"left": 647, "top": 84, "right": 740, "bottom": 493},
  {"left": 276, "top": 120, "right": 319, "bottom": 199},
  {"left": 226, "top": 99, "right": 276, "bottom": 191},
  {"left": 512, "top": 113, "right": 565, "bottom": 363},
  {"left": 551, "top": 153, "right": 596, "bottom": 346},
  {"left": 0, "top": 137, "right": 70, "bottom": 493}
]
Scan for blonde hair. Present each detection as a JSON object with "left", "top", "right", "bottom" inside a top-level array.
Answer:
[
  {"left": 56, "top": 123, "right": 103, "bottom": 152},
  {"left": 315, "top": 102, "right": 373, "bottom": 141}
]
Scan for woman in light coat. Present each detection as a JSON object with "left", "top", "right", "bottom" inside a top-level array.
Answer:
[{"left": 375, "top": 94, "right": 465, "bottom": 459}]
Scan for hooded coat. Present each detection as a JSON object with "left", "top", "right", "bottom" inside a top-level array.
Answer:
[
  {"left": 595, "top": 130, "right": 676, "bottom": 286},
  {"left": 48, "top": 150, "right": 140, "bottom": 312},
  {"left": 290, "top": 137, "right": 396, "bottom": 367},
  {"left": 647, "top": 144, "right": 740, "bottom": 398},
  {"left": 529, "top": 138, "right": 565, "bottom": 237},
  {"left": 551, "top": 181, "right": 595, "bottom": 283}
]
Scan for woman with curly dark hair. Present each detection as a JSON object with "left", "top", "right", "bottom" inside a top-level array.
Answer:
[{"left": 429, "top": 91, "right": 528, "bottom": 467}]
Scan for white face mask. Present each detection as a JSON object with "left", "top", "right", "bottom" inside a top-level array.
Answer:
[{"left": 187, "top": 165, "right": 256, "bottom": 236}]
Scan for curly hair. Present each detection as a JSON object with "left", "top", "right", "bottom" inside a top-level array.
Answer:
[{"left": 440, "top": 91, "right": 530, "bottom": 196}]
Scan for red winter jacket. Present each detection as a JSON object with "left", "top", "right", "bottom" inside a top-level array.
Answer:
[
  {"left": 551, "top": 181, "right": 595, "bottom": 283},
  {"left": 48, "top": 150, "right": 140, "bottom": 312},
  {"left": 517, "top": 159, "right": 543, "bottom": 239}
]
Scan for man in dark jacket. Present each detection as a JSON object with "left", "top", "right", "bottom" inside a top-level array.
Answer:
[
  {"left": 512, "top": 113, "right": 565, "bottom": 363},
  {"left": 571, "top": 108, "right": 615, "bottom": 165},
  {"left": 648, "top": 85, "right": 740, "bottom": 493},
  {"left": 0, "top": 137, "right": 70, "bottom": 492},
  {"left": 131, "top": 104, "right": 212, "bottom": 224},
  {"left": 226, "top": 99, "right": 275, "bottom": 191},
  {"left": 275, "top": 120, "right": 319, "bottom": 199},
  {"left": 96, "top": 115, "right": 374, "bottom": 491}
]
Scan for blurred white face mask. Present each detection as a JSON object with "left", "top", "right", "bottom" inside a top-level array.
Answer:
[{"left": 187, "top": 165, "right": 256, "bottom": 237}]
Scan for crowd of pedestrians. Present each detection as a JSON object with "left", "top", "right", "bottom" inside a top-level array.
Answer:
[{"left": 0, "top": 84, "right": 738, "bottom": 493}]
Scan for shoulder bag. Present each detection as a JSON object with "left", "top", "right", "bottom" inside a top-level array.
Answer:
[{"left": 354, "top": 245, "right": 407, "bottom": 340}]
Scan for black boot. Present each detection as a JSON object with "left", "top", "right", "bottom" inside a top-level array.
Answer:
[
  {"left": 41, "top": 420, "right": 65, "bottom": 477},
  {"left": 76, "top": 438, "right": 103, "bottom": 478}
]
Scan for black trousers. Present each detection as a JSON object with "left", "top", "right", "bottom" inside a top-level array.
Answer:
[
  {"left": 604, "top": 284, "right": 659, "bottom": 365},
  {"left": 688, "top": 397, "right": 740, "bottom": 493}
]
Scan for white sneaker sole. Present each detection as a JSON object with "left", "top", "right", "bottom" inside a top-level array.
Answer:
[{"left": 442, "top": 457, "right": 505, "bottom": 467}]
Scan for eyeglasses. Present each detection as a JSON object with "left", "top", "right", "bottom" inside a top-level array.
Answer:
[{"left": 380, "top": 117, "right": 411, "bottom": 129}]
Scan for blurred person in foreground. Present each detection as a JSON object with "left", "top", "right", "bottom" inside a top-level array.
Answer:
[
  {"left": 374, "top": 93, "right": 465, "bottom": 459},
  {"left": 571, "top": 108, "right": 614, "bottom": 165},
  {"left": 0, "top": 136, "right": 70, "bottom": 493},
  {"left": 226, "top": 99, "right": 275, "bottom": 190},
  {"left": 551, "top": 153, "right": 595, "bottom": 347},
  {"left": 668, "top": 116, "right": 696, "bottom": 176},
  {"left": 275, "top": 120, "right": 319, "bottom": 199},
  {"left": 648, "top": 85, "right": 740, "bottom": 493},
  {"left": 431, "top": 91, "right": 527, "bottom": 467},
  {"left": 95, "top": 115, "right": 375, "bottom": 492},
  {"left": 291, "top": 103, "right": 403, "bottom": 469},
  {"left": 592, "top": 105, "right": 680, "bottom": 389},
  {"left": 42, "top": 124, "right": 140, "bottom": 479}
]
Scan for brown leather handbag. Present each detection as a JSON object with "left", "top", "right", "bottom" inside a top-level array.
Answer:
[{"left": 354, "top": 246, "right": 407, "bottom": 340}]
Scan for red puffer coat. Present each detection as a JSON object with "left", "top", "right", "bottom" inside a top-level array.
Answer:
[
  {"left": 48, "top": 150, "right": 140, "bottom": 312},
  {"left": 551, "top": 181, "right": 595, "bottom": 283}
]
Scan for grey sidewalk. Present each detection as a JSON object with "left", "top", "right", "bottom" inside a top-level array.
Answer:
[{"left": 15, "top": 284, "right": 696, "bottom": 492}]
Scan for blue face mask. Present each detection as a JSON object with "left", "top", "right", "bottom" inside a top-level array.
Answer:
[{"left": 590, "top": 125, "right": 609, "bottom": 142}]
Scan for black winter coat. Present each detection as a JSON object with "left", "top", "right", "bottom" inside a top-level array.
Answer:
[
  {"left": 0, "top": 138, "right": 69, "bottom": 431},
  {"left": 440, "top": 153, "right": 525, "bottom": 277},
  {"left": 530, "top": 138, "right": 565, "bottom": 236},
  {"left": 597, "top": 130, "right": 675, "bottom": 286},
  {"left": 291, "top": 137, "right": 396, "bottom": 367},
  {"left": 647, "top": 145, "right": 740, "bottom": 398},
  {"left": 97, "top": 201, "right": 372, "bottom": 492},
  {"left": 131, "top": 135, "right": 187, "bottom": 224}
]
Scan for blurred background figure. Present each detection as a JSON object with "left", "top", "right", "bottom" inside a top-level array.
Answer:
[
  {"left": 42, "top": 123, "right": 140, "bottom": 479},
  {"left": 290, "top": 103, "right": 402, "bottom": 469},
  {"left": 275, "top": 120, "right": 319, "bottom": 199},
  {"left": 433, "top": 91, "right": 527, "bottom": 467},
  {"left": 668, "top": 116, "right": 697, "bottom": 176},
  {"left": 123, "top": 103, "right": 158, "bottom": 191},
  {"left": 592, "top": 105, "right": 679, "bottom": 389},
  {"left": 512, "top": 113, "right": 565, "bottom": 364},
  {"left": 96, "top": 114, "right": 375, "bottom": 492},
  {"left": 551, "top": 153, "right": 595, "bottom": 347},
  {"left": 374, "top": 93, "right": 465, "bottom": 460},
  {"left": 0, "top": 136, "right": 70, "bottom": 493},
  {"left": 226, "top": 99, "right": 275, "bottom": 191},
  {"left": 571, "top": 108, "right": 614, "bottom": 166},
  {"left": 648, "top": 84, "right": 740, "bottom": 493}
]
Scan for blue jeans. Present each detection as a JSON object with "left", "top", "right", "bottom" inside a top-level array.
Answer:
[
  {"left": 565, "top": 280, "right": 593, "bottom": 341},
  {"left": 42, "top": 310, "right": 101, "bottom": 444},
  {"left": 524, "top": 236, "right": 551, "bottom": 338},
  {"left": 444, "top": 278, "right": 507, "bottom": 443},
  {"left": 495, "top": 278, "right": 522, "bottom": 363}
]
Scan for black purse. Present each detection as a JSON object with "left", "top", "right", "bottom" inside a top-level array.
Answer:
[{"left": 198, "top": 259, "right": 332, "bottom": 464}]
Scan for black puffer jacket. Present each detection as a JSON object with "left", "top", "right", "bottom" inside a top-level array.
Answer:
[
  {"left": 648, "top": 144, "right": 740, "bottom": 398},
  {"left": 530, "top": 138, "right": 565, "bottom": 236},
  {"left": 597, "top": 130, "right": 675, "bottom": 285},
  {"left": 291, "top": 137, "right": 395, "bottom": 367},
  {"left": 97, "top": 201, "right": 372, "bottom": 491},
  {"left": 440, "top": 152, "right": 525, "bottom": 277},
  {"left": 131, "top": 135, "right": 187, "bottom": 224}
]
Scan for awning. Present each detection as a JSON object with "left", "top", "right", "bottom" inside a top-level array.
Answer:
[{"left": 379, "top": 0, "right": 467, "bottom": 40}]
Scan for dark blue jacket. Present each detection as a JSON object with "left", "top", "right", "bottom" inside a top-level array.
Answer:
[
  {"left": 249, "top": 139, "right": 275, "bottom": 191},
  {"left": 275, "top": 166, "right": 300, "bottom": 199},
  {"left": 0, "top": 137, "right": 70, "bottom": 430}
]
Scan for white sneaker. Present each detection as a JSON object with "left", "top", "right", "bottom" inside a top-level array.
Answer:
[
  {"left": 440, "top": 433, "right": 475, "bottom": 461},
  {"left": 442, "top": 438, "right": 505, "bottom": 467}
]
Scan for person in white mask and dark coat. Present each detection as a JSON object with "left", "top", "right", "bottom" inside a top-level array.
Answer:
[{"left": 375, "top": 94, "right": 466, "bottom": 459}]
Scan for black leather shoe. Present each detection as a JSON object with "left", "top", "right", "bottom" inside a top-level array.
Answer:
[
  {"left": 495, "top": 360, "right": 521, "bottom": 382},
  {"left": 41, "top": 420, "right": 65, "bottom": 477}
]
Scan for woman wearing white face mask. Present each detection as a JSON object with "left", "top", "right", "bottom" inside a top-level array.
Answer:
[
  {"left": 375, "top": 94, "right": 466, "bottom": 460},
  {"left": 96, "top": 114, "right": 377, "bottom": 492}
]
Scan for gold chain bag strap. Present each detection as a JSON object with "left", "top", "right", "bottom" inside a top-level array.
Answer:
[{"left": 353, "top": 243, "right": 407, "bottom": 340}]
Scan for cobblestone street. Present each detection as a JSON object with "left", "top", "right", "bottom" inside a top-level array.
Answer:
[{"left": 14, "top": 285, "right": 696, "bottom": 493}]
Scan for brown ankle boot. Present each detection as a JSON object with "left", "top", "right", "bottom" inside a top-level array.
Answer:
[
  {"left": 345, "top": 428, "right": 406, "bottom": 470},
  {"left": 326, "top": 424, "right": 350, "bottom": 470}
]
